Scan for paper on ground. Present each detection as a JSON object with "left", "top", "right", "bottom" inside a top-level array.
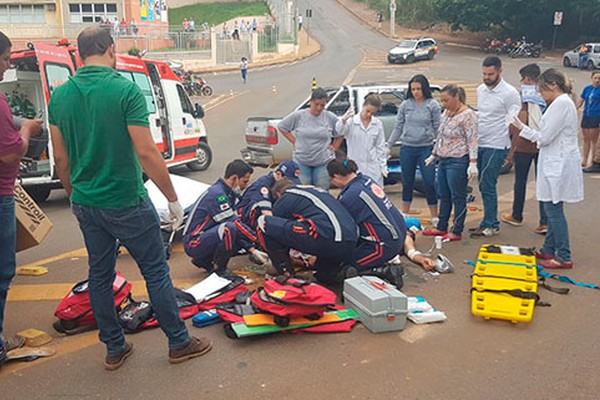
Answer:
[{"left": 185, "top": 273, "right": 232, "bottom": 302}]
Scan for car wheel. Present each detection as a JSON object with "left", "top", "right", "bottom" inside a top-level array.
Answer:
[
  {"left": 427, "top": 50, "right": 435, "bottom": 60},
  {"left": 406, "top": 55, "right": 415, "bottom": 63},
  {"left": 186, "top": 141, "right": 212, "bottom": 171},
  {"left": 25, "top": 186, "right": 51, "bottom": 202},
  {"left": 587, "top": 60, "right": 595, "bottom": 71},
  {"left": 387, "top": 56, "right": 395, "bottom": 64},
  {"left": 563, "top": 57, "right": 571, "bottom": 67}
]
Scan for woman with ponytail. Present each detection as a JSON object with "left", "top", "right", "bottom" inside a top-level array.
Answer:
[{"left": 328, "top": 159, "right": 435, "bottom": 283}]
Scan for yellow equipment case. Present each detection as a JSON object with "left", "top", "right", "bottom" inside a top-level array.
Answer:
[{"left": 471, "top": 244, "right": 538, "bottom": 323}]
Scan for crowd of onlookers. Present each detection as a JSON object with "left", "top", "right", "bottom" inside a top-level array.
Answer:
[{"left": 99, "top": 17, "right": 139, "bottom": 38}]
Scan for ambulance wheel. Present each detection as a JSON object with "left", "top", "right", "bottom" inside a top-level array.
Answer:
[
  {"left": 187, "top": 142, "right": 212, "bottom": 171},
  {"left": 25, "top": 186, "right": 51, "bottom": 202}
]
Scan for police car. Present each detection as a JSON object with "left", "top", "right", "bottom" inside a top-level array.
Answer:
[{"left": 387, "top": 38, "right": 438, "bottom": 64}]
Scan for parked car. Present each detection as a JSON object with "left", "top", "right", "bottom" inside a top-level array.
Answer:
[
  {"left": 387, "top": 37, "right": 438, "bottom": 64},
  {"left": 563, "top": 43, "right": 600, "bottom": 70}
]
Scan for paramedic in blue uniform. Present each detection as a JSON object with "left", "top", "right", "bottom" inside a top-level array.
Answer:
[
  {"left": 256, "top": 179, "right": 358, "bottom": 283},
  {"left": 237, "top": 160, "right": 300, "bottom": 230},
  {"left": 328, "top": 159, "right": 436, "bottom": 274},
  {"left": 183, "top": 160, "right": 268, "bottom": 274}
]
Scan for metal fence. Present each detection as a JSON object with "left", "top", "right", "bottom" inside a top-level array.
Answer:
[{"left": 267, "top": 0, "right": 297, "bottom": 45}]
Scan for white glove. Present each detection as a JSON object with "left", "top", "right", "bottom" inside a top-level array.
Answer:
[
  {"left": 251, "top": 249, "right": 270, "bottom": 265},
  {"left": 386, "top": 147, "right": 392, "bottom": 160},
  {"left": 382, "top": 169, "right": 388, "bottom": 178},
  {"left": 341, "top": 108, "right": 355, "bottom": 123},
  {"left": 467, "top": 163, "right": 478, "bottom": 181},
  {"left": 256, "top": 215, "right": 266, "bottom": 232},
  {"left": 167, "top": 201, "right": 184, "bottom": 231},
  {"left": 510, "top": 114, "right": 525, "bottom": 130},
  {"left": 424, "top": 155, "right": 437, "bottom": 167}
]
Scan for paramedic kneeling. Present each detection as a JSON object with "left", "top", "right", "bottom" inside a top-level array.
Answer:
[
  {"left": 328, "top": 159, "right": 435, "bottom": 282},
  {"left": 48, "top": 27, "right": 211, "bottom": 370},
  {"left": 257, "top": 179, "right": 358, "bottom": 284},
  {"left": 183, "top": 159, "right": 268, "bottom": 273}
]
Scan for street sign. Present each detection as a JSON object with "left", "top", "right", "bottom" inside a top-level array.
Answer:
[
  {"left": 553, "top": 11, "right": 563, "bottom": 26},
  {"left": 306, "top": 9, "right": 312, "bottom": 18}
]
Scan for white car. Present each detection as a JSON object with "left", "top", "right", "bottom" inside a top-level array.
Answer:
[
  {"left": 563, "top": 43, "right": 600, "bottom": 70},
  {"left": 387, "top": 38, "right": 438, "bottom": 64}
]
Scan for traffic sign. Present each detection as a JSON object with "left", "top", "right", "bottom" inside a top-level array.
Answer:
[{"left": 553, "top": 11, "right": 563, "bottom": 26}]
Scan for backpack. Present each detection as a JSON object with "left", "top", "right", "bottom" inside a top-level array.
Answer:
[
  {"left": 214, "top": 291, "right": 256, "bottom": 323},
  {"left": 54, "top": 272, "right": 131, "bottom": 334},
  {"left": 131, "top": 288, "right": 200, "bottom": 331},
  {"left": 250, "top": 277, "right": 337, "bottom": 326}
]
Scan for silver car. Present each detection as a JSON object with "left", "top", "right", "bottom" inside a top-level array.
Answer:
[{"left": 562, "top": 43, "right": 600, "bottom": 70}]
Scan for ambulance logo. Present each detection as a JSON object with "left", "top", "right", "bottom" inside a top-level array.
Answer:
[{"left": 371, "top": 183, "right": 385, "bottom": 199}]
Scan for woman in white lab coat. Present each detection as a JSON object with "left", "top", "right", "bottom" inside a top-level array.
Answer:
[
  {"left": 336, "top": 94, "right": 387, "bottom": 187},
  {"left": 510, "top": 68, "right": 583, "bottom": 269}
]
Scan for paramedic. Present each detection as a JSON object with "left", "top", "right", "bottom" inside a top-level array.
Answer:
[
  {"left": 183, "top": 159, "right": 269, "bottom": 273},
  {"left": 48, "top": 26, "right": 211, "bottom": 370},
  {"left": 256, "top": 179, "right": 358, "bottom": 284},
  {"left": 237, "top": 160, "right": 300, "bottom": 230},
  {"left": 328, "top": 159, "right": 436, "bottom": 279},
  {"left": 0, "top": 30, "right": 43, "bottom": 369}
]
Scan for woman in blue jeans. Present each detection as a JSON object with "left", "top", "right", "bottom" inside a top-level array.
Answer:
[
  {"left": 423, "top": 85, "right": 478, "bottom": 241},
  {"left": 510, "top": 69, "right": 583, "bottom": 269},
  {"left": 388, "top": 74, "right": 441, "bottom": 218}
]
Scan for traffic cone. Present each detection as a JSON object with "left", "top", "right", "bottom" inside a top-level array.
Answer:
[
  {"left": 272, "top": 84, "right": 278, "bottom": 95},
  {"left": 311, "top": 77, "right": 317, "bottom": 91}
]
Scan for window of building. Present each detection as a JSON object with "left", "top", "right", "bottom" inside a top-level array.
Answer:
[
  {"left": 0, "top": 4, "right": 45, "bottom": 24},
  {"left": 68, "top": 3, "right": 118, "bottom": 24}
]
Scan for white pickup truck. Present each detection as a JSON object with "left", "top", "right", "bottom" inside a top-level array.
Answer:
[{"left": 240, "top": 83, "right": 441, "bottom": 168}]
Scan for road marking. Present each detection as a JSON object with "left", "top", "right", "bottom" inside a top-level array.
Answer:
[
  {"left": 204, "top": 90, "right": 249, "bottom": 111},
  {"left": 7, "top": 279, "right": 199, "bottom": 302},
  {"left": 343, "top": 47, "right": 367, "bottom": 85},
  {"left": 18, "top": 248, "right": 89, "bottom": 270}
]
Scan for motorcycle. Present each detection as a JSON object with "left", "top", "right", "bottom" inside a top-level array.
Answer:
[
  {"left": 509, "top": 39, "right": 543, "bottom": 58},
  {"left": 178, "top": 71, "right": 214, "bottom": 97}
]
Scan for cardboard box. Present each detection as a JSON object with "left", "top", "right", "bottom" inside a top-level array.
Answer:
[{"left": 14, "top": 184, "right": 52, "bottom": 252}]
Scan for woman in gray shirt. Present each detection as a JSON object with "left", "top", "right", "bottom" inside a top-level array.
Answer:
[
  {"left": 388, "top": 74, "right": 441, "bottom": 219},
  {"left": 278, "top": 88, "right": 343, "bottom": 189}
]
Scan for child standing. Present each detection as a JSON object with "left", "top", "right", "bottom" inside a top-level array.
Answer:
[{"left": 240, "top": 57, "right": 248, "bottom": 84}]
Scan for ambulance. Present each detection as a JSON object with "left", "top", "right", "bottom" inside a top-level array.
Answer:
[{"left": 2, "top": 42, "right": 212, "bottom": 201}]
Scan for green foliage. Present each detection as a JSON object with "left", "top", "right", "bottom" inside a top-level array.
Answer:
[
  {"left": 127, "top": 47, "right": 141, "bottom": 57},
  {"left": 169, "top": 1, "right": 270, "bottom": 27}
]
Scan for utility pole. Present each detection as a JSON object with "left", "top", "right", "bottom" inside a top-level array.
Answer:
[{"left": 389, "top": 0, "right": 396, "bottom": 39}]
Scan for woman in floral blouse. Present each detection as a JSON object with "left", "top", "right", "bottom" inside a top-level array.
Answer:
[{"left": 423, "top": 84, "right": 478, "bottom": 241}]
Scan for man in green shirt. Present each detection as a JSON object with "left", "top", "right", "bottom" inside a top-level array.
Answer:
[{"left": 49, "top": 27, "right": 212, "bottom": 370}]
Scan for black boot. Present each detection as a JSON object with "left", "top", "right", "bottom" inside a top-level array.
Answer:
[
  {"left": 266, "top": 248, "right": 292, "bottom": 275},
  {"left": 362, "top": 265, "right": 404, "bottom": 289}
]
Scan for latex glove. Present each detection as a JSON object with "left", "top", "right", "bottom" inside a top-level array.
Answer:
[
  {"left": 256, "top": 215, "right": 266, "bottom": 232},
  {"left": 467, "top": 163, "right": 478, "bottom": 181},
  {"left": 510, "top": 114, "right": 525, "bottom": 130},
  {"left": 424, "top": 155, "right": 437, "bottom": 167},
  {"left": 168, "top": 201, "right": 184, "bottom": 231},
  {"left": 382, "top": 169, "right": 388, "bottom": 178},
  {"left": 386, "top": 147, "right": 392, "bottom": 160},
  {"left": 251, "top": 249, "right": 270, "bottom": 265},
  {"left": 341, "top": 108, "right": 355, "bottom": 123}
]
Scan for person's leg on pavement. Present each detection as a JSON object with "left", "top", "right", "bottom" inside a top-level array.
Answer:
[
  {"left": 106, "top": 199, "right": 189, "bottom": 351},
  {"left": 71, "top": 203, "right": 127, "bottom": 357},
  {"left": 533, "top": 154, "right": 548, "bottom": 230},
  {"left": 543, "top": 201, "right": 571, "bottom": 262},
  {"left": 477, "top": 147, "right": 507, "bottom": 229},
  {"left": 510, "top": 152, "right": 533, "bottom": 222},
  {"left": 417, "top": 145, "right": 438, "bottom": 218},
  {"left": 435, "top": 159, "right": 451, "bottom": 232},
  {"left": 447, "top": 156, "right": 469, "bottom": 236},
  {"left": 589, "top": 126, "right": 600, "bottom": 167},
  {"left": 541, "top": 201, "right": 557, "bottom": 257},
  {"left": 399, "top": 145, "right": 418, "bottom": 213},
  {"left": 0, "top": 196, "right": 17, "bottom": 358},
  {"left": 582, "top": 127, "right": 595, "bottom": 167}
]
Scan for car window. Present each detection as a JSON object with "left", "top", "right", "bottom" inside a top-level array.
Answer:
[
  {"left": 373, "top": 91, "right": 405, "bottom": 116},
  {"left": 328, "top": 88, "right": 351, "bottom": 116},
  {"left": 398, "top": 40, "right": 417, "bottom": 49}
]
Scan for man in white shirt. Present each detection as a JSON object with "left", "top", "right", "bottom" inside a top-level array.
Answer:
[{"left": 471, "top": 56, "right": 521, "bottom": 238}]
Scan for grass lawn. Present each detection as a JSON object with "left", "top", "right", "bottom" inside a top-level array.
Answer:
[{"left": 169, "top": 1, "right": 271, "bottom": 27}]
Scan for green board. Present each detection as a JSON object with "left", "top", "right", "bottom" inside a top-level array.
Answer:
[{"left": 231, "top": 309, "right": 360, "bottom": 338}]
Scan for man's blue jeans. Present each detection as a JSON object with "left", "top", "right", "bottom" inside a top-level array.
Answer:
[
  {"left": 297, "top": 162, "right": 330, "bottom": 190},
  {"left": 477, "top": 147, "right": 508, "bottom": 229},
  {"left": 0, "top": 195, "right": 17, "bottom": 351},
  {"left": 542, "top": 201, "right": 571, "bottom": 262},
  {"left": 399, "top": 145, "right": 437, "bottom": 206},
  {"left": 71, "top": 198, "right": 190, "bottom": 356},
  {"left": 437, "top": 156, "right": 469, "bottom": 235},
  {"left": 512, "top": 152, "right": 547, "bottom": 225}
]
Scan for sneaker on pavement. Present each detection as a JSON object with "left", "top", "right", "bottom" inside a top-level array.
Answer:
[
  {"left": 470, "top": 227, "right": 499, "bottom": 238},
  {"left": 442, "top": 233, "right": 462, "bottom": 242},
  {"left": 537, "top": 258, "right": 574, "bottom": 269},
  {"left": 105, "top": 342, "right": 134, "bottom": 371},
  {"left": 0, "top": 346, "right": 7, "bottom": 370},
  {"left": 364, "top": 265, "right": 404, "bottom": 289},
  {"left": 501, "top": 213, "right": 523, "bottom": 227},
  {"left": 582, "top": 163, "right": 600, "bottom": 173},
  {"left": 4, "top": 335, "right": 25, "bottom": 352},
  {"left": 169, "top": 336, "right": 212, "bottom": 364},
  {"left": 534, "top": 225, "right": 548, "bottom": 235},
  {"left": 535, "top": 251, "right": 554, "bottom": 261}
]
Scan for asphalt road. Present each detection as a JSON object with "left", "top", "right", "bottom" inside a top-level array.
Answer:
[{"left": 5, "top": 1, "right": 600, "bottom": 398}]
